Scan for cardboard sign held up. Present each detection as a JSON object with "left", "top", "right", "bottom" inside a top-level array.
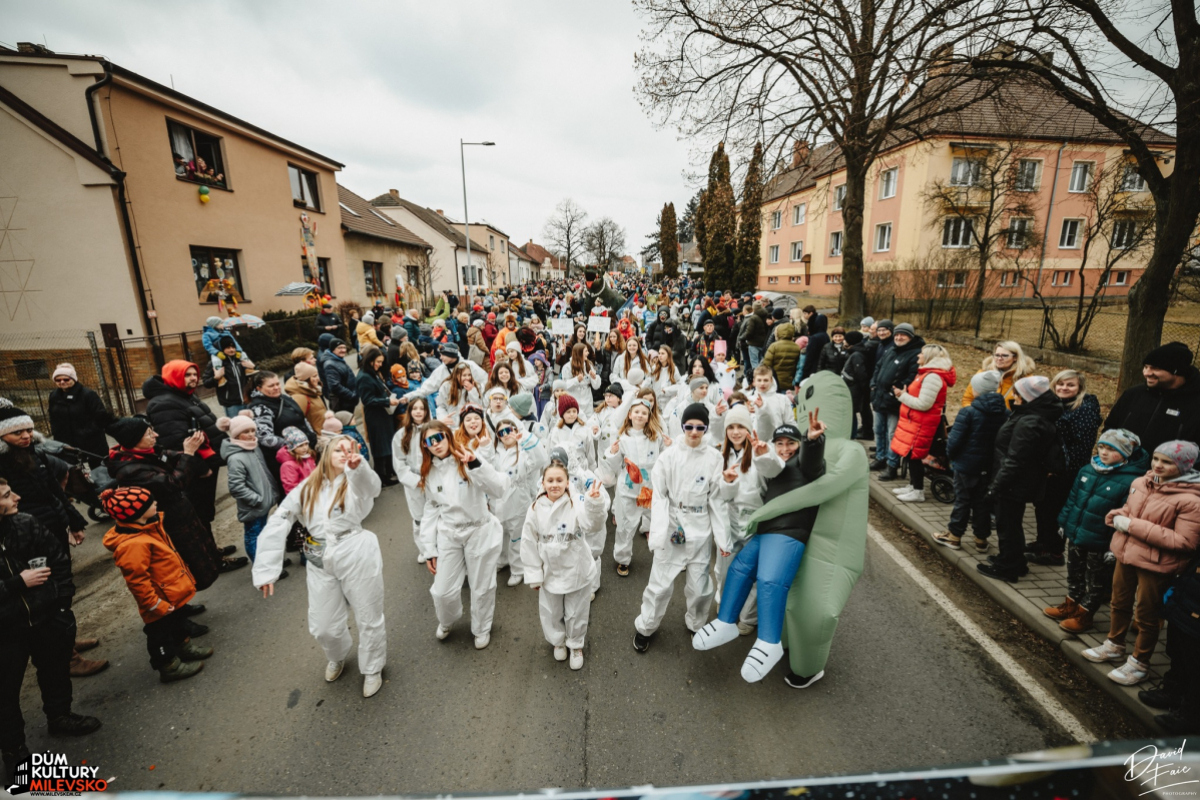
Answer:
[
  {"left": 587, "top": 316, "right": 611, "bottom": 334},
  {"left": 551, "top": 318, "right": 575, "bottom": 337}
]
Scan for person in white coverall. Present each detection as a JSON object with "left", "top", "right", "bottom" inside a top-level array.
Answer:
[
  {"left": 601, "top": 395, "right": 667, "bottom": 577},
  {"left": 392, "top": 397, "right": 432, "bottom": 564},
  {"left": 253, "top": 435, "right": 387, "bottom": 698},
  {"left": 633, "top": 402, "right": 730, "bottom": 652},
  {"left": 401, "top": 343, "right": 489, "bottom": 402},
  {"left": 521, "top": 459, "right": 606, "bottom": 670},
  {"left": 746, "top": 365, "right": 793, "bottom": 443},
  {"left": 483, "top": 418, "right": 548, "bottom": 587},
  {"left": 417, "top": 420, "right": 510, "bottom": 650}
]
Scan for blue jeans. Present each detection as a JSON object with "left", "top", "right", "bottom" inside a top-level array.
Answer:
[
  {"left": 224, "top": 404, "right": 246, "bottom": 417},
  {"left": 748, "top": 345, "right": 764, "bottom": 370},
  {"left": 243, "top": 516, "right": 268, "bottom": 561},
  {"left": 873, "top": 410, "right": 900, "bottom": 467},
  {"left": 718, "top": 534, "right": 806, "bottom": 644}
]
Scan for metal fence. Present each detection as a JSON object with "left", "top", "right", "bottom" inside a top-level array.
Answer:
[{"left": 0, "top": 330, "right": 131, "bottom": 430}]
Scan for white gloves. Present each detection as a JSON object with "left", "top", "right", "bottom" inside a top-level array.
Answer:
[{"left": 1113, "top": 515, "right": 1132, "bottom": 533}]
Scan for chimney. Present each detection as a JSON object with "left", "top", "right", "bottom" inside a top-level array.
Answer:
[
  {"left": 928, "top": 43, "right": 955, "bottom": 78},
  {"left": 388, "top": 189, "right": 399, "bottom": 199},
  {"left": 17, "top": 42, "right": 53, "bottom": 55},
  {"left": 792, "top": 140, "right": 810, "bottom": 168},
  {"left": 435, "top": 209, "right": 444, "bottom": 216},
  {"left": 1030, "top": 51, "right": 1054, "bottom": 69},
  {"left": 983, "top": 40, "right": 1015, "bottom": 61}
]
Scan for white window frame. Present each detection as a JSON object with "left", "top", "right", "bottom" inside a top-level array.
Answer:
[
  {"left": 937, "top": 271, "right": 967, "bottom": 289},
  {"left": 1121, "top": 166, "right": 1147, "bottom": 192},
  {"left": 1068, "top": 161, "right": 1093, "bottom": 193},
  {"left": 793, "top": 203, "right": 806, "bottom": 225},
  {"left": 788, "top": 275, "right": 802, "bottom": 284},
  {"left": 950, "top": 157, "right": 982, "bottom": 187},
  {"left": 825, "top": 274, "right": 841, "bottom": 285},
  {"left": 767, "top": 276, "right": 778, "bottom": 284},
  {"left": 1059, "top": 218, "right": 1082, "bottom": 249},
  {"left": 874, "top": 223, "right": 892, "bottom": 252},
  {"left": 1112, "top": 219, "right": 1138, "bottom": 250},
  {"left": 1051, "top": 270, "right": 1073, "bottom": 287},
  {"left": 833, "top": 185, "right": 847, "bottom": 211},
  {"left": 880, "top": 168, "right": 898, "bottom": 199},
  {"left": 1007, "top": 217, "right": 1032, "bottom": 249},
  {"left": 942, "top": 217, "right": 974, "bottom": 248},
  {"left": 771, "top": 210, "right": 782, "bottom": 230},
  {"left": 1102, "top": 270, "right": 1130, "bottom": 287},
  {"left": 790, "top": 241, "right": 804, "bottom": 262},
  {"left": 768, "top": 244, "right": 780, "bottom": 264},
  {"left": 829, "top": 231, "right": 843, "bottom": 256},
  {"left": 1015, "top": 159, "right": 1041, "bottom": 192},
  {"left": 998, "top": 271, "right": 1018, "bottom": 288}
]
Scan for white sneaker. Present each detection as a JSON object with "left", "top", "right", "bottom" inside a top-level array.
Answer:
[
  {"left": 1082, "top": 638, "right": 1126, "bottom": 663},
  {"left": 325, "top": 660, "right": 345, "bottom": 682},
  {"left": 569, "top": 648, "right": 584, "bottom": 670},
  {"left": 507, "top": 573, "right": 524, "bottom": 587},
  {"left": 736, "top": 622, "right": 755, "bottom": 636},
  {"left": 362, "top": 673, "right": 382, "bottom": 697},
  {"left": 741, "top": 639, "right": 785, "bottom": 683},
  {"left": 1108, "top": 655, "right": 1149, "bottom": 685},
  {"left": 692, "top": 619, "right": 739, "bottom": 651},
  {"left": 891, "top": 485, "right": 913, "bottom": 495},
  {"left": 897, "top": 489, "right": 925, "bottom": 503},
  {"left": 474, "top": 633, "right": 490, "bottom": 650},
  {"left": 553, "top": 645, "right": 568, "bottom": 662},
  {"left": 435, "top": 624, "right": 450, "bottom": 641},
  {"left": 589, "top": 592, "right": 596, "bottom": 601},
  {"left": 417, "top": 554, "right": 426, "bottom": 564}
]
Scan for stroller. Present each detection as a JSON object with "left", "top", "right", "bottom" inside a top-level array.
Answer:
[
  {"left": 920, "top": 416, "right": 956, "bottom": 505},
  {"left": 39, "top": 439, "right": 112, "bottom": 522}
]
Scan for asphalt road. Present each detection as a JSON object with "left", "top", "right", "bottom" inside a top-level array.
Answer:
[{"left": 17, "top": 484, "right": 1080, "bottom": 795}]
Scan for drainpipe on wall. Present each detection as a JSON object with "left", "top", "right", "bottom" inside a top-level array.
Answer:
[
  {"left": 1029, "top": 141, "right": 1067, "bottom": 301},
  {"left": 85, "top": 61, "right": 159, "bottom": 338}
]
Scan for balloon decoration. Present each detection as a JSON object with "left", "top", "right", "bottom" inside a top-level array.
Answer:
[
  {"left": 303, "top": 290, "right": 333, "bottom": 309},
  {"left": 199, "top": 185, "right": 211, "bottom": 204}
]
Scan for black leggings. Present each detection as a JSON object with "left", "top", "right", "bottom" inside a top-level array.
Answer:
[{"left": 907, "top": 456, "right": 925, "bottom": 490}]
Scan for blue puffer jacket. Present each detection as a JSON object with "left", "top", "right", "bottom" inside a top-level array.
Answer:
[
  {"left": 1058, "top": 448, "right": 1149, "bottom": 550},
  {"left": 946, "top": 391, "right": 1008, "bottom": 475}
]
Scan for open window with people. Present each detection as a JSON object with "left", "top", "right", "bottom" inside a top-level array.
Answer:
[{"left": 168, "top": 120, "right": 227, "bottom": 188}]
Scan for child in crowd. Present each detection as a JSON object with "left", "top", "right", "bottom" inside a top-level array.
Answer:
[
  {"left": 221, "top": 415, "right": 282, "bottom": 574},
  {"left": 392, "top": 397, "right": 432, "bottom": 563},
  {"left": 201, "top": 317, "right": 247, "bottom": 371},
  {"left": 485, "top": 417, "right": 548, "bottom": 588},
  {"left": 278, "top": 427, "right": 317, "bottom": 494},
  {"left": 548, "top": 395, "right": 595, "bottom": 471},
  {"left": 334, "top": 411, "right": 370, "bottom": 463},
  {"left": 1043, "top": 428, "right": 1147, "bottom": 634},
  {"left": 711, "top": 342, "right": 737, "bottom": 396},
  {"left": 101, "top": 487, "right": 213, "bottom": 683},
  {"left": 522, "top": 458, "right": 606, "bottom": 670},
  {"left": 747, "top": 365, "right": 791, "bottom": 443},
  {"left": 666, "top": 376, "right": 726, "bottom": 443},
  {"left": 936, "top": 371, "right": 1009, "bottom": 553},
  {"left": 714, "top": 404, "right": 761, "bottom": 635},
  {"left": 602, "top": 393, "right": 667, "bottom": 577},
  {"left": 484, "top": 387, "right": 520, "bottom": 434}
]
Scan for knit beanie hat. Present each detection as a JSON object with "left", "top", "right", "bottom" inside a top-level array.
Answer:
[
  {"left": 228, "top": 415, "right": 256, "bottom": 440},
  {"left": 440, "top": 343, "right": 461, "bottom": 359},
  {"left": 604, "top": 383, "right": 624, "bottom": 399},
  {"left": 1155, "top": 440, "right": 1199, "bottom": 473},
  {"left": 1144, "top": 342, "right": 1194, "bottom": 375},
  {"left": 681, "top": 402, "right": 710, "bottom": 427},
  {"left": 689, "top": 376, "right": 710, "bottom": 393},
  {"left": 558, "top": 394, "right": 579, "bottom": 417},
  {"left": 362, "top": 313, "right": 375, "bottom": 325},
  {"left": 391, "top": 325, "right": 406, "bottom": 340},
  {"left": 875, "top": 319, "right": 895, "bottom": 333},
  {"left": 107, "top": 415, "right": 152, "bottom": 449},
  {"left": 970, "top": 370, "right": 1003, "bottom": 397},
  {"left": 218, "top": 336, "right": 237, "bottom": 351},
  {"left": 724, "top": 404, "right": 753, "bottom": 436},
  {"left": 1014, "top": 375, "right": 1051, "bottom": 402},
  {"left": 282, "top": 426, "right": 309, "bottom": 452},
  {"left": 0, "top": 406, "right": 34, "bottom": 438},
  {"left": 1097, "top": 428, "right": 1140, "bottom": 459},
  {"left": 845, "top": 331, "right": 864, "bottom": 346},
  {"left": 548, "top": 446, "right": 570, "bottom": 469},
  {"left": 860, "top": 316, "right": 875, "bottom": 327},
  {"left": 100, "top": 486, "right": 155, "bottom": 523},
  {"left": 206, "top": 316, "right": 222, "bottom": 328},
  {"left": 893, "top": 322, "right": 916, "bottom": 338},
  {"left": 294, "top": 361, "right": 319, "bottom": 382},
  {"left": 627, "top": 366, "right": 646, "bottom": 386},
  {"left": 52, "top": 363, "right": 77, "bottom": 381},
  {"left": 322, "top": 411, "right": 343, "bottom": 433},
  {"left": 508, "top": 392, "right": 534, "bottom": 418}
]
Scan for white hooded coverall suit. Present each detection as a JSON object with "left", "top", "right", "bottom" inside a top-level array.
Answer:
[
  {"left": 484, "top": 431, "right": 548, "bottom": 580},
  {"left": 601, "top": 428, "right": 663, "bottom": 567},
  {"left": 521, "top": 491, "right": 605, "bottom": 648},
  {"left": 392, "top": 429, "right": 426, "bottom": 554},
  {"left": 252, "top": 460, "right": 387, "bottom": 676},
  {"left": 634, "top": 439, "right": 730, "bottom": 636}
]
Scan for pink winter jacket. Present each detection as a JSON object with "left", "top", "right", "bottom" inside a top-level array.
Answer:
[
  {"left": 277, "top": 447, "right": 316, "bottom": 494},
  {"left": 1106, "top": 472, "right": 1200, "bottom": 574}
]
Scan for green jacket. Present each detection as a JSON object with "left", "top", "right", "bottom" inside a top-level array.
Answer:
[
  {"left": 1059, "top": 449, "right": 1149, "bottom": 551},
  {"left": 761, "top": 324, "right": 801, "bottom": 390}
]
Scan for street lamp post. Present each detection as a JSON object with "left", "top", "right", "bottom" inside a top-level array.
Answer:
[{"left": 460, "top": 140, "right": 495, "bottom": 299}]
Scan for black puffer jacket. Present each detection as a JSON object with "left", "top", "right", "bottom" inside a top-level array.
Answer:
[
  {"left": 989, "top": 392, "right": 1065, "bottom": 502},
  {"left": 817, "top": 340, "right": 849, "bottom": 376},
  {"left": 201, "top": 358, "right": 250, "bottom": 409},
  {"left": 799, "top": 314, "right": 830, "bottom": 383},
  {"left": 47, "top": 384, "right": 113, "bottom": 461},
  {"left": 870, "top": 335, "right": 924, "bottom": 414},
  {"left": 946, "top": 391, "right": 1009, "bottom": 475},
  {"left": 0, "top": 434, "right": 87, "bottom": 540},
  {"left": 0, "top": 512, "right": 75, "bottom": 630},
  {"left": 841, "top": 340, "right": 872, "bottom": 389},
  {"left": 1104, "top": 365, "right": 1200, "bottom": 454},
  {"left": 143, "top": 367, "right": 227, "bottom": 460}
]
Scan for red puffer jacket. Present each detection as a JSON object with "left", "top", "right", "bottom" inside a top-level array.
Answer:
[
  {"left": 1107, "top": 472, "right": 1200, "bottom": 574},
  {"left": 891, "top": 360, "right": 956, "bottom": 460}
]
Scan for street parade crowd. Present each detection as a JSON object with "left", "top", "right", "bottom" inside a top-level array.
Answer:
[{"left": 3, "top": 270, "right": 1200, "bottom": 781}]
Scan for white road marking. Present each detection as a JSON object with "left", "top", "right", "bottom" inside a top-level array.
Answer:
[{"left": 867, "top": 524, "right": 1098, "bottom": 743}]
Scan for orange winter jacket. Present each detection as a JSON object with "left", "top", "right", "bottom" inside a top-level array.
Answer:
[
  {"left": 103, "top": 514, "right": 196, "bottom": 623},
  {"left": 1107, "top": 473, "right": 1200, "bottom": 575}
]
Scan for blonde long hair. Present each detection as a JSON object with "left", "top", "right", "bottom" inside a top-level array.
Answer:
[
  {"left": 299, "top": 435, "right": 355, "bottom": 521},
  {"left": 981, "top": 340, "right": 1035, "bottom": 379}
]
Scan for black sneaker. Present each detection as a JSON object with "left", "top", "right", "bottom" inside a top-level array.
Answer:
[
  {"left": 1155, "top": 711, "right": 1196, "bottom": 735},
  {"left": 633, "top": 631, "right": 652, "bottom": 653},
  {"left": 219, "top": 545, "right": 238, "bottom": 557},
  {"left": 868, "top": 459, "right": 888, "bottom": 472},
  {"left": 183, "top": 617, "right": 210, "bottom": 638},
  {"left": 977, "top": 562, "right": 1021, "bottom": 583},
  {"left": 878, "top": 466, "right": 899, "bottom": 481},
  {"left": 1027, "top": 552, "right": 1065, "bottom": 566},
  {"left": 784, "top": 670, "right": 825, "bottom": 689},
  {"left": 985, "top": 555, "right": 1030, "bottom": 575},
  {"left": 47, "top": 713, "right": 102, "bottom": 737},
  {"left": 220, "top": 556, "right": 249, "bottom": 573},
  {"left": 179, "top": 603, "right": 206, "bottom": 617},
  {"left": 1139, "top": 687, "right": 1184, "bottom": 711}
]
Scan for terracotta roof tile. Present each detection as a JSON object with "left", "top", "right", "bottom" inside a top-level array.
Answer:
[{"left": 339, "top": 185, "right": 428, "bottom": 248}]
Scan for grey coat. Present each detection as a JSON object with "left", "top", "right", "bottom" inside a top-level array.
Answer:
[{"left": 220, "top": 439, "right": 279, "bottom": 522}]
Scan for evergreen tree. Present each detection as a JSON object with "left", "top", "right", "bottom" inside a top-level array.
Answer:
[
  {"left": 678, "top": 190, "right": 701, "bottom": 243},
  {"left": 733, "top": 142, "right": 764, "bottom": 294},
  {"left": 702, "top": 143, "right": 736, "bottom": 289},
  {"left": 660, "top": 202, "right": 679, "bottom": 278}
]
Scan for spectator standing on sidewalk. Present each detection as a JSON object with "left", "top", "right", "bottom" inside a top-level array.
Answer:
[
  {"left": 314, "top": 301, "right": 343, "bottom": 339},
  {"left": 47, "top": 364, "right": 113, "bottom": 467},
  {"left": 220, "top": 415, "right": 282, "bottom": 569},
  {"left": 798, "top": 307, "right": 829, "bottom": 384},
  {"left": 736, "top": 303, "right": 769, "bottom": 373},
  {"left": 1084, "top": 440, "right": 1200, "bottom": 686},
  {"left": 977, "top": 376, "right": 1064, "bottom": 584},
  {"left": 870, "top": 322, "right": 923, "bottom": 481},
  {"left": 1029, "top": 370, "right": 1102, "bottom": 566},
  {"left": 888, "top": 344, "right": 956, "bottom": 503},
  {"left": 1043, "top": 428, "right": 1147, "bottom": 635},
  {"left": 936, "top": 370, "right": 1008, "bottom": 553},
  {"left": 960, "top": 340, "right": 1036, "bottom": 409},
  {"left": 201, "top": 337, "right": 251, "bottom": 417},
  {"left": 0, "top": 478, "right": 101, "bottom": 785},
  {"left": 1149, "top": 531, "right": 1200, "bottom": 733},
  {"left": 1104, "top": 342, "right": 1200, "bottom": 453}
]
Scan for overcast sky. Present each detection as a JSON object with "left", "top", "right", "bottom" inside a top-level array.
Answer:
[{"left": 4, "top": 0, "right": 698, "bottom": 260}]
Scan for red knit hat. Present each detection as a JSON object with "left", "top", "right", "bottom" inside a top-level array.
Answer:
[
  {"left": 100, "top": 486, "right": 155, "bottom": 523},
  {"left": 558, "top": 394, "right": 579, "bottom": 417}
]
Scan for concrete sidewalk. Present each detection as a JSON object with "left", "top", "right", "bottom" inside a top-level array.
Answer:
[{"left": 867, "top": 455, "right": 1170, "bottom": 731}]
